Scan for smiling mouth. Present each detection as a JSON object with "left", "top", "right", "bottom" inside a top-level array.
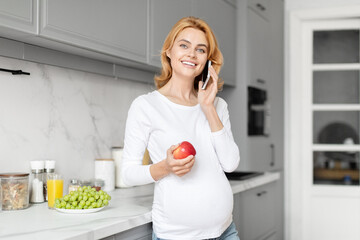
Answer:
[{"left": 181, "top": 61, "right": 197, "bottom": 67}]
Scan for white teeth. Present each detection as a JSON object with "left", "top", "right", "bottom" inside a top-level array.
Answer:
[{"left": 182, "top": 61, "right": 195, "bottom": 66}]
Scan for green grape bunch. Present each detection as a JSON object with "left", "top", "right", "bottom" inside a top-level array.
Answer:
[{"left": 54, "top": 186, "right": 111, "bottom": 210}]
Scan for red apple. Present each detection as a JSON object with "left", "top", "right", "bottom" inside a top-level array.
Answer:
[{"left": 173, "top": 141, "right": 196, "bottom": 159}]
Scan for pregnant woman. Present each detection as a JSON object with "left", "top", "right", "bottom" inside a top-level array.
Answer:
[{"left": 122, "top": 16, "right": 240, "bottom": 240}]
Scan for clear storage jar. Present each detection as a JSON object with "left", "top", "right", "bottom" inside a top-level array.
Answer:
[
  {"left": 92, "top": 179, "right": 105, "bottom": 191},
  {"left": 0, "top": 173, "right": 30, "bottom": 210},
  {"left": 68, "top": 179, "right": 81, "bottom": 193}
]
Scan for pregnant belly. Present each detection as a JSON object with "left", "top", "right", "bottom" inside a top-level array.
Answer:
[{"left": 162, "top": 175, "right": 233, "bottom": 228}]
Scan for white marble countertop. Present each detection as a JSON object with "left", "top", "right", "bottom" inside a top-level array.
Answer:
[{"left": 0, "top": 171, "right": 280, "bottom": 240}]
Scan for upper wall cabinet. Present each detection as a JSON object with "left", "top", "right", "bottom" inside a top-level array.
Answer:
[
  {"left": 39, "top": 0, "right": 148, "bottom": 63},
  {"left": 193, "top": 0, "right": 237, "bottom": 86},
  {"left": 0, "top": 0, "right": 237, "bottom": 87},
  {"left": 247, "top": 6, "right": 270, "bottom": 87},
  {"left": 148, "top": 0, "right": 192, "bottom": 67},
  {"left": 0, "top": 0, "right": 37, "bottom": 35},
  {"left": 248, "top": 0, "right": 269, "bottom": 21}
]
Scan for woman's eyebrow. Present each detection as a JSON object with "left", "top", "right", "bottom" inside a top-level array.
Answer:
[{"left": 178, "top": 39, "right": 208, "bottom": 48}]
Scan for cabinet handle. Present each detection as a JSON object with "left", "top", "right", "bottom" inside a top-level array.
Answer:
[
  {"left": 0, "top": 68, "right": 30, "bottom": 75},
  {"left": 256, "top": 78, "right": 265, "bottom": 84},
  {"left": 257, "top": 190, "right": 267, "bottom": 197},
  {"left": 256, "top": 3, "right": 266, "bottom": 11},
  {"left": 270, "top": 143, "right": 275, "bottom": 167}
]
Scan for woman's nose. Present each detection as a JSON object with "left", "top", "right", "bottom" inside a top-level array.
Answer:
[{"left": 187, "top": 48, "right": 197, "bottom": 58}]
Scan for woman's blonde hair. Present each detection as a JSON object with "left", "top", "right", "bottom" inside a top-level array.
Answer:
[{"left": 154, "top": 16, "right": 224, "bottom": 91}]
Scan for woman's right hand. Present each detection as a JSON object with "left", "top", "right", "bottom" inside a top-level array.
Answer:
[
  {"left": 164, "top": 144, "right": 195, "bottom": 177},
  {"left": 150, "top": 144, "right": 195, "bottom": 181}
]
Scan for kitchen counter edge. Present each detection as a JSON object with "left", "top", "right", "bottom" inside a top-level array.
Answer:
[{"left": 0, "top": 171, "right": 280, "bottom": 240}]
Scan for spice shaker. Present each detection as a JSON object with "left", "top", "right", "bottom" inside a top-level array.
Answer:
[
  {"left": 44, "top": 160, "right": 56, "bottom": 201},
  {"left": 30, "top": 160, "right": 45, "bottom": 203}
]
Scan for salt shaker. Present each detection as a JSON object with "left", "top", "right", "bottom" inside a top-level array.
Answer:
[{"left": 30, "top": 160, "right": 45, "bottom": 203}]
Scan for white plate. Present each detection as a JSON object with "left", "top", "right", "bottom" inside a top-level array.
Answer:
[{"left": 55, "top": 206, "right": 105, "bottom": 214}]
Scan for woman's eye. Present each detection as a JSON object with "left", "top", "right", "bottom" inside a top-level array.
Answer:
[
  {"left": 197, "top": 48, "right": 206, "bottom": 53},
  {"left": 180, "top": 44, "right": 187, "bottom": 48}
]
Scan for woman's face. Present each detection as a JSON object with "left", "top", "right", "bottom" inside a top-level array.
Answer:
[{"left": 167, "top": 27, "right": 209, "bottom": 81}]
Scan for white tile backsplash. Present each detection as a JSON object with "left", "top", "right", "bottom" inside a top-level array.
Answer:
[{"left": 0, "top": 56, "right": 153, "bottom": 184}]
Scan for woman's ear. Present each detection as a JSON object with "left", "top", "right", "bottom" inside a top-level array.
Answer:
[{"left": 166, "top": 50, "right": 170, "bottom": 59}]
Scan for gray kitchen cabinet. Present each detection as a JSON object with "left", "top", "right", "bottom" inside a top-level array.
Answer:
[
  {"left": 39, "top": 0, "right": 148, "bottom": 63},
  {"left": 247, "top": 0, "right": 270, "bottom": 21},
  {"left": 247, "top": 4, "right": 270, "bottom": 88},
  {"left": 192, "top": 0, "right": 237, "bottom": 86},
  {"left": 233, "top": 181, "right": 278, "bottom": 240},
  {"left": 247, "top": 0, "right": 284, "bottom": 171},
  {"left": 148, "top": 0, "right": 192, "bottom": 67},
  {"left": 0, "top": 0, "right": 238, "bottom": 87},
  {"left": 101, "top": 222, "right": 152, "bottom": 240},
  {"left": 0, "top": 0, "right": 37, "bottom": 36}
]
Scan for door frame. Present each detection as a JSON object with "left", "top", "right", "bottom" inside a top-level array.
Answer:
[{"left": 285, "top": 5, "right": 360, "bottom": 240}]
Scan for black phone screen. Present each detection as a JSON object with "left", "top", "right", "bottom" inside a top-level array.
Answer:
[{"left": 202, "top": 60, "right": 210, "bottom": 83}]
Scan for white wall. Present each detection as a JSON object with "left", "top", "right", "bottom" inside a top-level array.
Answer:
[{"left": 0, "top": 56, "right": 153, "bottom": 190}]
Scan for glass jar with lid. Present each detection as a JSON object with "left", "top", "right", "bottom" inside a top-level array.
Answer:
[
  {"left": 92, "top": 179, "right": 105, "bottom": 191},
  {"left": 80, "top": 179, "right": 92, "bottom": 188},
  {"left": 0, "top": 173, "right": 30, "bottom": 210},
  {"left": 68, "top": 179, "right": 81, "bottom": 193}
]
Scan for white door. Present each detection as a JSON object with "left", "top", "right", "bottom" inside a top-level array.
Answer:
[{"left": 287, "top": 16, "right": 360, "bottom": 240}]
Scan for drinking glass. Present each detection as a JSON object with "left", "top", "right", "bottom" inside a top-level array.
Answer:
[{"left": 47, "top": 174, "right": 63, "bottom": 209}]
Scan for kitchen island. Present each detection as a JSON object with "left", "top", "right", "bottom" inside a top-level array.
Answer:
[{"left": 0, "top": 172, "right": 280, "bottom": 240}]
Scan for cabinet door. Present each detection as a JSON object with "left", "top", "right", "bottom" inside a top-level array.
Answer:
[
  {"left": 148, "top": 0, "right": 192, "bottom": 67},
  {"left": 40, "top": 0, "right": 148, "bottom": 63},
  {"left": 247, "top": 0, "right": 284, "bottom": 171},
  {"left": 266, "top": 0, "right": 284, "bottom": 171},
  {"left": 247, "top": 6, "right": 270, "bottom": 88},
  {"left": 193, "top": 0, "right": 237, "bottom": 86},
  {"left": 236, "top": 182, "right": 277, "bottom": 240},
  {"left": 232, "top": 192, "right": 242, "bottom": 235},
  {"left": 247, "top": 0, "right": 270, "bottom": 21},
  {"left": 0, "top": 0, "right": 37, "bottom": 35}
]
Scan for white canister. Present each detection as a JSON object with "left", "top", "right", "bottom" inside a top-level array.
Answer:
[
  {"left": 94, "top": 159, "right": 115, "bottom": 192},
  {"left": 112, "top": 147, "right": 130, "bottom": 188}
]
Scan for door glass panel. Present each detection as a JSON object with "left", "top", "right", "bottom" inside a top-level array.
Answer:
[
  {"left": 313, "top": 111, "right": 360, "bottom": 144},
  {"left": 313, "top": 71, "right": 360, "bottom": 104},
  {"left": 313, "top": 30, "right": 359, "bottom": 63},
  {"left": 313, "top": 151, "right": 359, "bottom": 185}
]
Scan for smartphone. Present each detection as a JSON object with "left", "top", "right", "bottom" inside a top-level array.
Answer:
[{"left": 201, "top": 60, "right": 212, "bottom": 90}]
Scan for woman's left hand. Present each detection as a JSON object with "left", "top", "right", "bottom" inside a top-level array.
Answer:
[
  {"left": 198, "top": 65, "right": 218, "bottom": 111},
  {"left": 198, "top": 65, "right": 224, "bottom": 132}
]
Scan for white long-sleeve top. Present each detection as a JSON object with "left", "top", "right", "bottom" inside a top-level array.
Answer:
[{"left": 121, "top": 90, "right": 240, "bottom": 240}]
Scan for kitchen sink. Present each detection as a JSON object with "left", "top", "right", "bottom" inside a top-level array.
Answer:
[{"left": 225, "top": 171, "right": 264, "bottom": 181}]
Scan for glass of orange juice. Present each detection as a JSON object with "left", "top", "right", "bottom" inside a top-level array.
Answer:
[{"left": 47, "top": 174, "right": 63, "bottom": 209}]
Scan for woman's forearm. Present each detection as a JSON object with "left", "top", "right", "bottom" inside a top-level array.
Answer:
[
  {"left": 202, "top": 105, "right": 224, "bottom": 132},
  {"left": 150, "top": 160, "right": 170, "bottom": 181}
]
